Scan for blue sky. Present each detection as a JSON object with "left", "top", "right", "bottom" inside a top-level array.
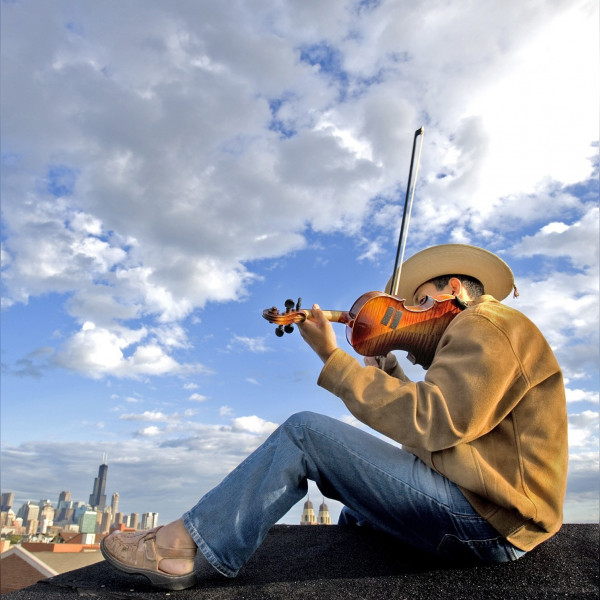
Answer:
[{"left": 1, "top": 0, "right": 598, "bottom": 527}]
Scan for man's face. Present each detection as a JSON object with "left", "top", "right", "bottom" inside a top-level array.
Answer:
[{"left": 412, "top": 281, "right": 452, "bottom": 305}]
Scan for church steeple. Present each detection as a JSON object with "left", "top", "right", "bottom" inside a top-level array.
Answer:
[
  {"left": 318, "top": 499, "right": 331, "bottom": 524},
  {"left": 300, "top": 496, "right": 316, "bottom": 525},
  {"left": 300, "top": 495, "right": 332, "bottom": 525}
]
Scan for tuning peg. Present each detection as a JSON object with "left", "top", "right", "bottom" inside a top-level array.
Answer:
[
  {"left": 284, "top": 299, "right": 295, "bottom": 311},
  {"left": 284, "top": 325, "right": 294, "bottom": 334},
  {"left": 275, "top": 325, "right": 284, "bottom": 337},
  {"left": 296, "top": 298, "right": 302, "bottom": 310}
]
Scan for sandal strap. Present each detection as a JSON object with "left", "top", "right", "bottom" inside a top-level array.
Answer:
[
  {"left": 156, "top": 546, "right": 197, "bottom": 559},
  {"left": 143, "top": 527, "right": 197, "bottom": 562}
]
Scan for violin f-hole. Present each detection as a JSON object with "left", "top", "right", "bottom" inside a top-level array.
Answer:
[{"left": 381, "top": 307, "right": 403, "bottom": 330}]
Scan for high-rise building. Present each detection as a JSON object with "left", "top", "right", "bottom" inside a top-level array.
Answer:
[
  {"left": 100, "top": 509, "right": 112, "bottom": 534},
  {"left": 17, "top": 502, "right": 40, "bottom": 534},
  {"left": 141, "top": 512, "right": 159, "bottom": 530},
  {"left": 111, "top": 492, "right": 119, "bottom": 521},
  {"left": 57, "top": 491, "right": 71, "bottom": 507},
  {"left": 17, "top": 501, "right": 40, "bottom": 524},
  {"left": 129, "top": 513, "right": 139, "bottom": 530},
  {"left": 88, "top": 456, "right": 108, "bottom": 510},
  {"left": 38, "top": 501, "right": 55, "bottom": 523},
  {"left": 1, "top": 492, "right": 14, "bottom": 512},
  {"left": 79, "top": 510, "right": 98, "bottom": 534}
]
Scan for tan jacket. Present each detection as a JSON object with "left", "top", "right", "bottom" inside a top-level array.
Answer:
[{"left": 318, "top": 295, "right": 568, "bottom": 551}]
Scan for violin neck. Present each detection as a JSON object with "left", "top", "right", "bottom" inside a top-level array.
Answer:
[{"left": 303, "top": 309, "right": 348, "bottom": 324}]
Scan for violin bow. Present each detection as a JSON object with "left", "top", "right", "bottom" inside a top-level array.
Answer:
[{"left": 388, "top": 127, "right": 424, "bottom": 298}]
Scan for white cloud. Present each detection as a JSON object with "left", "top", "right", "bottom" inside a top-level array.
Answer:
[
  {"left": 567, "top": 410, "right": 599, "bottom": 451},
  {"left": 120, "top": 411, "right": 170, "bottom": 422},
  {"left": 566, "top": 388, "right": 599, "bottom": 405},
  {"left": 230, "top": 335, "right": 272, "bottom": 354},
  {"left": 137, "top": 426, "right": 162, "bottom": 437},
  {"left": 53, "top": 321, "right": 209, "bottom": 379},
  {"left": 231, "top": 416, "right": 278, "bottom": 435},
  {"left": 188, "top": 393, "right": 208, "bottom": 403},
  {"left": 512, "top": 206, "right": 599, "bottom": 269}
]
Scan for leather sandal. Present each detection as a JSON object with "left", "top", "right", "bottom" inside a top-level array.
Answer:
[{"left": 101, "top": 526, "right": 198, "bottom": 590}]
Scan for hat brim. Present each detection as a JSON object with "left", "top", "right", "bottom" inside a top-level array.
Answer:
[{"left": 386, "top": 244, "right": 515, "bottom": 302}]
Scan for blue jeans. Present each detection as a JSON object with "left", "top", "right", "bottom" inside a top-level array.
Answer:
[{"left": 182, "top": 411, "right": 525, "bottom": 577}]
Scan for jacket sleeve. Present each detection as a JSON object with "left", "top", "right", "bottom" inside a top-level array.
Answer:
[{"left": 317, "top": 310, "right": 526, "bottom": 452}]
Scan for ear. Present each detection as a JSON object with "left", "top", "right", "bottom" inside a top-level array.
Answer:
[{"left": 448, "top": 277, "right": 463, "bottom": 297}]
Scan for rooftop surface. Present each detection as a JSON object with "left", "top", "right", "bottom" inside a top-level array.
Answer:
[{"left": 5, "top": 523, "right": 598, "bottom": 599}]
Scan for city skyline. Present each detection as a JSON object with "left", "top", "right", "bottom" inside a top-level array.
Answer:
[
  {"left": 2, "top": 455, "right": 334, "bottom": 531},
  {"left": 1, "top": 457, "right": 160, "bottom": 535}
]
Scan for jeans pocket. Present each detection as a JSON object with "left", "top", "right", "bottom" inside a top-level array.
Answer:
[{"left": 437, "top": 533, "right": 525, "bottom": 564}]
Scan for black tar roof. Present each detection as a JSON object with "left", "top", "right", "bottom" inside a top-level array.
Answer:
[{"left": 5, "top": 523, "right": 598, "bottom": 599}]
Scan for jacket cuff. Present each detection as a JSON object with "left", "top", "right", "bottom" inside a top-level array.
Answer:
[{"left": 317, "top": 348, "right": 361, "bottom": 396}]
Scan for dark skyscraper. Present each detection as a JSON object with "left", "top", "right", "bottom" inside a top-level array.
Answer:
[{"left": 88, "top": 454, "right": 108, "bottom": 510}]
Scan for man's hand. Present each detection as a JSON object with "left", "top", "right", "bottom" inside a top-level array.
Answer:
[
  {"left": 364, "top": 352, "right": 398, "bottom": 372},
  {"left": 298, "top": 304, "right": 338, "bottom": 363}
]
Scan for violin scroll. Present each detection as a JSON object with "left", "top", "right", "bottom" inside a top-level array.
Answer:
[{"left": 263, "top": 298, "right": 305, "bottom": 337}]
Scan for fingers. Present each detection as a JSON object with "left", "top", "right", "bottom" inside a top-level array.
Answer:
[
  {"left": 311, "top": 303, "right": 327, "bottom": 324},
  {"left": 298, "top": 303, "right": 338, "bottom": 363}
]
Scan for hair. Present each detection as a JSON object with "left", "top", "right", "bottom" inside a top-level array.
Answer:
[{"left": 428, "top": 274, "right": 484, "bottom": 299}]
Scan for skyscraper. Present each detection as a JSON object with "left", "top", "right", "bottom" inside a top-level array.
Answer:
[
  {"left": 57, "top": 490, "right": 71, "bottom": 507},
  {"left": 1, "top": 492, "right": 14, "bottom": 512},
  {"left": 88, "top": 455, "right": 108, "bottom": 510},
  {"left": 111, "top": 492, "right": 119, "bottom": 519}
]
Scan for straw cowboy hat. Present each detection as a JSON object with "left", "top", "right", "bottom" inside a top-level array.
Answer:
[{"left": 387, "top": 244, "right": 516, "bottom": 302}]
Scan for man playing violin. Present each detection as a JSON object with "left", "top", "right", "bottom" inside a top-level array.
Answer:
[{"left": 101, "top": 244, "right": 568, "bottom": 590}]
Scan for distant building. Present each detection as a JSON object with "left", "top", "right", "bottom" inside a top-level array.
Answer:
[
  {"left": 1, "top": 492, "right": 14, "bottom": 512},
  {"left": 55, "top": 507, "right": 75, "bottom": 523},
  {"left": 57, "top": 491, "right": 71, "bottom": 508},
  {"left": 141, "top": 512, "right": 159, "bottom": 530},
  {"left": 110, "top": 493, "right": 119, "bottom": 522},
  {"left": 300, "top": 497, "right": 331, "bottom": 525},
  {"left": 300, "top": 499, "right": 316, "bottom": 525},
  {"left": 318, "top": 501, "right": 331, "bottom": 525},
  {"left": 88, "top": 459, "right": 108, "bottom": 510},
  {"left": 38, "top": 500, "right": 55, "bottom": 523},
  {"left": 78, "top": 511, "right": 98, "bottom": 535},
  {"left": 99, "top": 509, "right": 112, "bottom": 534},
  {"left": 17, "top": 501, "right": 40, "bottom": 533},
  {"left": 129, "top": 513, "right": 139, "bottom": 530}
]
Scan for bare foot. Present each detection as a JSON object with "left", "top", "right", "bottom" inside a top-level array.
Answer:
[{"left": 156, "top": 519, "right": 197, "bottom": 575}]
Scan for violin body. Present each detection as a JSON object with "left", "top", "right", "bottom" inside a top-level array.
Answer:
[
  {"left": 263, "top": 292, "right": 466, "bottom": 368},
  {"left": 345, "top": 292, "right": 464, "bottom": 367}
]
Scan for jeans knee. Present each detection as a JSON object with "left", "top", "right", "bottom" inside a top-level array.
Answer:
[{"left": 283, "top": 411, "right": 321, "bottom": 428}]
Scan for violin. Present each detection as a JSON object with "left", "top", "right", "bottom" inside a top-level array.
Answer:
[{"left": 262, "top": 292, "right": 466, "bottom": 369}]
